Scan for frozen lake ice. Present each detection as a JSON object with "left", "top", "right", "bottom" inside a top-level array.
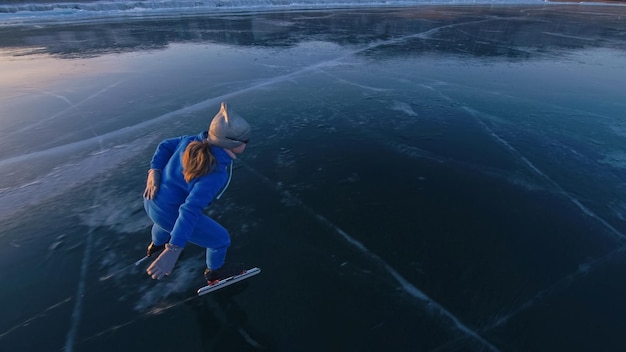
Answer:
[{"left": 1, "top": 3, "right": 626, "bottom": 351}]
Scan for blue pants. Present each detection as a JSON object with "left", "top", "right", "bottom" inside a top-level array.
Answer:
[{"left": 144, "top": 199, "right": 230, "bottom": 270}]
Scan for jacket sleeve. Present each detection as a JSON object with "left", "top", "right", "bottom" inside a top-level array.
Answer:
[
  {"left": 168, "top": 166, "right": 228, "bottom": 248},
  {"left": 150, "top": 137, "right": 184, "bottom": 170}
]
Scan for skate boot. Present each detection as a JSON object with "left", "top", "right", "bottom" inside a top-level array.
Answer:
[{"left": 204, "top": 263, "right": 246, "bottom": 284}]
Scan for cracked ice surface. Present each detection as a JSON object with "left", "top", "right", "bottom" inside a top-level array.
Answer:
[{"left": 1, "top": 5, "right": 626, "bottom": 352}]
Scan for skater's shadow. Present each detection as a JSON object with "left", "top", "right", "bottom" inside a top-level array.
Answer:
[{"left": 187, "top": 283, "right": 275, "bottom": 351}]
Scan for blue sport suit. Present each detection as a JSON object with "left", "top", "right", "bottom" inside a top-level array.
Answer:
[{"left": 143, "top": 131, "right": 234, "bottom": 270}]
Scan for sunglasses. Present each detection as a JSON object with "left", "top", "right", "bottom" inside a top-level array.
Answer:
[{"left": 226, "top": 136, "right": 249, "bottom": 144}]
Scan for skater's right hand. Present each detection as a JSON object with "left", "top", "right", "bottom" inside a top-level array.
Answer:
[
  {"left": 147, "top": 243, "right": 183, "bottom": 280},
  {"left": 143, "top": 169, "right": 161, "bottom": 200}
]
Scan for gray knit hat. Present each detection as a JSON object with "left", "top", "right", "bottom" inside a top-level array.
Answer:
[{"left": 208, "top": 102, "right": 250, "bottom": 149}]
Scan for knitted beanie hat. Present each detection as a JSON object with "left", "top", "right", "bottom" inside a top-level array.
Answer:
[{"left": 208, "top": 102, "right": 250, "bottom": 149}]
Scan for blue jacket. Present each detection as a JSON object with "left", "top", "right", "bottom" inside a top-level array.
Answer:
[{"left": 149, "top": 131, "right": 233, "bottom": 248}]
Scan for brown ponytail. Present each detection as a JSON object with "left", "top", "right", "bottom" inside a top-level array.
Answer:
[{"left": 182, "top": 140, "right": 216, "bottom": 183}]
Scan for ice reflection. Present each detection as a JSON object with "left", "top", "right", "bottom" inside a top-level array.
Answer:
[
  {"left": 1, "top": 5, "right": 626, "bottom": 352},
  {"left": 1, "top": 6, "right": 625, "bottom": 59}
]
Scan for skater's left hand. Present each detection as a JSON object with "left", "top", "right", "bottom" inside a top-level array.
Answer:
[
  {"left": 143, "top": 168, "right": 161, "bottom": 200},
  {"left": 147, "top": 243, "right": 183, "bottom": 280}
]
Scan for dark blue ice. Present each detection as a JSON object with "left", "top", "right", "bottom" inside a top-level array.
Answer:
[{"left": 1, "top": 2, "right": 626, "bottom": 351}]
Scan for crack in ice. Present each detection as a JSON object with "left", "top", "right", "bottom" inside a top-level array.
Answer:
[{"left": 241, "top": 161, "right": 501, "bottom": 352}]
